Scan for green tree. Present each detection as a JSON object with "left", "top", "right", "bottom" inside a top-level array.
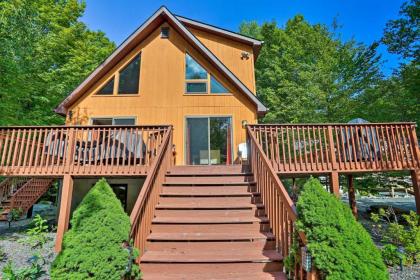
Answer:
[
  {"left": 51, "top": 179, "right": 139, "bottom": 279},
  {"left": 355, "top": 0, "right": 419, "bottom": 126},
  {"left": 382, "top": 0, "right": 419, "bottom": 60},
  {"left": 297, "top": 178, "right": 388, "bottom": 280},
  {"left": 240, "top": 16, "right": 382, "bottom": 123},
  {"left": 0, "top": 0, "right": 115, "bottom": 126}
]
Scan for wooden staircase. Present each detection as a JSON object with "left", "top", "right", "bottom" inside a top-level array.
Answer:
[
  {"left": 0, "top": 178, "right": 54, "bottom": 221},
  {"left": 140, "top": 165, "right": 286, "bottom": 280}
]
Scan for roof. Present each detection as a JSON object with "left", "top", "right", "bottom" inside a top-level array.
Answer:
[
  {"left": 175, "top": 15, "right": 263, "bottom": 59},
  {"left": 55, "top": 6, "right": 267, "bottom": 116}
]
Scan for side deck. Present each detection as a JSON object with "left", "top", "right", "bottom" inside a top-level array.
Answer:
[
  {"left": 0, "top": 125, "right": 171, "bottom": 177},
  {"left": 248, "top": 123, "right": 420, "bottom": 176}
]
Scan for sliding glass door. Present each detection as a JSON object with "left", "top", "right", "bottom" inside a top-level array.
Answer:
[{"left": 186, "top": 117, "right": 232, "bottom": 165}]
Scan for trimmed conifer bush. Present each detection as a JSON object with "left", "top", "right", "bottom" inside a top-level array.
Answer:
[
  {"left": 51, "top": 178, "right": 139, "bottom": 279},
  {"left": 296, "top": 177, "right": 388, "bottom": 280}
]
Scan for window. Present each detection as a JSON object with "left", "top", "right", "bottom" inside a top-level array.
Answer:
[
  {"left": 113, "top": 118, "right": 136, "bottom": 125},
  {"left": 161, "top": 27, "right": 170, "bottom": 38},
  {"left": 91, "top": 117, "right": 136, "bottom": 125},
  {"left": 118, "top": 54, "right": 141, "bottom": 94},
  {"left": 95, "top": 53, "right": 141, "bottom": 96},
  {"left": 185, "top": 54, "right": 230, "bottom": 94},
  {"left": 97, "top": 78, "right": 114, "bottom": 95},
  {"left": 210, "top": 75, "right": 228, "bottom": 94},
  {"left": 185, "top": 54, "right": 208, "bottom": 94},
  {"left": 186, "top": 54, "right": 207, "bottom": 79}
]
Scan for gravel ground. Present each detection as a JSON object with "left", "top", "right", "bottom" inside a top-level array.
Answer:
[
  {"left": 389, "top": 263, "right": 420, "bottom": 280},
  {"left": 0, "top": 232, "right": 56, "bottom": 279}
]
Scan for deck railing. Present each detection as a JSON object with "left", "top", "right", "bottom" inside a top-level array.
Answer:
[
  {"left": 248, "top": 123, "right": 420, "bottom": 174},
  {"left": 130, "top": 126, "right": 174, "bottom": 257},
  {"left": 247, "top": 126, "right": 317, "bottom": 279},
  {"left": 0, "top": 125, "right": 171, "bottom": 176}
]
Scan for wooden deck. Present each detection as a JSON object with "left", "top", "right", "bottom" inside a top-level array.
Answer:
[
  {"left": 1, "top": 122, "right": 418, "bottom": 279},
  {"left": 248, "top": 123, "right": 420, "bottom": 175},
  {"left": 0, "top": 125, "right": 171, "bottom": 177}
]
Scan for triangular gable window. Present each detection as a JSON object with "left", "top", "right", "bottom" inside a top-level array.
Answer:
[
  {"left": 186, "top": 54, "right": 207, "bottom": 79},
  {"left": 185, "top": 53, "right": 230, "bottom": 94},
  {"left": 118, "top": 54, "right": 141, "bottom": 94},
  {"left": 210, "top": 75, "right": 228, "bottom": 94},
  {"left": 97, "top": 78, "right": 114, "bottom": 95}
]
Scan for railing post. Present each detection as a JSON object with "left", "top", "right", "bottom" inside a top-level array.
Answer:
[
  {"left": 411, "top": 169, "right": 420, "bottom": 215},
  {"left": 55, "top": 174, "right": 74, "bottom": 252},
  {"left": 327, "top": 125, "right": 337, "bottom": 170},
  {"left": 409, "top": 125, "right": 420, "bottom": 168},
  {"left": 64, "top": 128, "right": 75, "bottom": 174},
  {"left": 329, "top": 171, "right": 340, "bottom": 197}
]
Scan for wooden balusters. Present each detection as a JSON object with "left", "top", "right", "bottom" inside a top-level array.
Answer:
[
  {"left": 246, "top": 126, "right": 308, "bottom": 279},
  {"left": 130, "top": 126, "right": 174, "bottom": 257},
  {"left": 0, "top": 125, "right": 171, "bottom": 176},
  {"left": 248, "top": 123, "right": 419, "bottom": 174}
]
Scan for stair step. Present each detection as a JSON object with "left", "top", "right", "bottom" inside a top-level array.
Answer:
[
  {"left": 147, "top": 231, "right": 274, "bottom": 242},
  {"left": 159, "top": 196, "right": 260, "bottom": 205},
  {"left": 146, "top": 239, "right": 275, "bottom": 251},
  {"left": 164, "top": 176, "right": 253, "bottom": 184},
  {"left": 163, "top": 181, "right": 255, "bottom": 186},
  {"left": 153, "top": 210, "right": 267, "bottom": 224},
  {"left": 1, "top": 201, "right": 11, "bottom": 206},
  {"left": 141, "top": 247, "right": 282, "bottom": 263},
  {"left": 151, "top": 223, "right": 269, "bottom": 234},
  {"left": 161, "top": 186, "right": 257, "bottom": 197},
  {"left": 168, "top": 165, "right": 246, "bottom": 175},
  {"left": 156, "top": 201, "right": 263, "bottom": 210},
  {"left": 140, "top": 263, "right": 285, "bottom": 279}
]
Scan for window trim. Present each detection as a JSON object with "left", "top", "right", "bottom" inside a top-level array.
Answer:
[{"left": 184, "top": 52, "right": 231, "bottom": 95}]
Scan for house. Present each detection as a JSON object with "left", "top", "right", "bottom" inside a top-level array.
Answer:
[{"left": 0, "top": 6, "right": 419, "bottom": 280}]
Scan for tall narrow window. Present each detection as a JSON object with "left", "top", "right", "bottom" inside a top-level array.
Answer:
[
  {"left": 185, "top": 54, "right": 208, "bottom": 94},
  {"left": 210, "top": 75, "right": 228, "bottom": 94},
  {"left": 97, "top": 78, "right": 114, "bottom": 95},
  {"left": 118, "top": 54, "right": 141, "bottom": 94}
]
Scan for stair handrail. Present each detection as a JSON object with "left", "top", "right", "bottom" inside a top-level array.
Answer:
[
  {"left": 6, "top": 178, "right": 53, "bottom": 218},
  {"left": 246, "top": 126, "right": 317, "bottom": 279},
  {"left": 129, "top": 126, "right": 174, "bottom": 257},
  {"left": 0, "top": 178, "right": 12, "bottom": 203},
  {"left": 9, "top": 178, "right": 35, "bottom": 211},
  {"left": 0, "top": 177, "right": 30, "bottom": 204}
]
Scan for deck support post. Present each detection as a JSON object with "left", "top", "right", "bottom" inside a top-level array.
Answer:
[
  {"left": 55, "top": 174, "right": 74, "bottom": 252},
  {"left": 329, "top": 172, "right": 340, "bottom": 197},
  {"left": 347, "top": 174, "right": 357, "bottom": 218},
  {"left": 410, "top": 169, "right": 420, "bottom": 215}
]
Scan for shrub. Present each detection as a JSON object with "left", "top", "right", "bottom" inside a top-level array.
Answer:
[
  {"left": 296, "top": 177, "right": 388, "bottom": 280},
  {"left": 25, "top": 214, "right": 50, "bottom": 249},
  {"left": 51, "top": 178, "right": 139, "bottom": 279},
  {"left": 2, "top": 254, "right": 45, "bottom": 280},
  {"left": 371, "top": 208, "right": 420, "bottom": 265}
]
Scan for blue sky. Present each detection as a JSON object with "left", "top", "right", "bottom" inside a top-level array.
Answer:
[{"left": 82, "top": 0, "right": 406, "bottom": 76}]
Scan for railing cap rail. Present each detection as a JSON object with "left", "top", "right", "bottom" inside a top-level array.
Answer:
[
  {"left": 248, "top": 122, "right": 417, "bottom": 127},
  {"left": 0, "top": 124, "right": 173, "bottom": 129}
]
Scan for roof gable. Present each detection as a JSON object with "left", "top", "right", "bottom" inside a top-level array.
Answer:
[{"left": 55, "top": 6, "right": 267, "bottom": 115}]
